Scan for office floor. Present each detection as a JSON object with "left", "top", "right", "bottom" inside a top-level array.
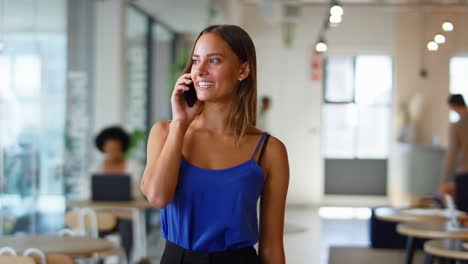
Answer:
[{"left": 144, "top": 206, "right": 370, "bottom": 264}]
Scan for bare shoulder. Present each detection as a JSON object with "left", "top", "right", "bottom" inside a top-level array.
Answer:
[
  {"left": 262, "top": 135, "right": 289, "bottom": 181},
  {"left": 149, "top": 120, "right": 171, "bottom": 140},
  {"left": 266, "top": 136, "right": 288, "bottom": 159}
]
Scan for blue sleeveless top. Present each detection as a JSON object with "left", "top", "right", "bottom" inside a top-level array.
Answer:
[{"left": 160, "top": 134, "right": 268, "bottom": 253}]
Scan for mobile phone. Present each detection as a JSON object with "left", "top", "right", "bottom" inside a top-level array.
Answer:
[{"left": 181, "top": 81, "right": 197, "bottom": 107}]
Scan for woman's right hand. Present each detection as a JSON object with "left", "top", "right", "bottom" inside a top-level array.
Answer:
[{"left": 171, "top": 73, "right": 201, "bottom": 126}]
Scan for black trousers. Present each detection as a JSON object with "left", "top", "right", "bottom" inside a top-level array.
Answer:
[
  {"left": 99, "top": 219, "right": 132, "bottom": 259},
  {"left": 160, "top": 240, "right": 260, "bottom": 264},
  {"left": 455, "top": 173, "right": 468, "bottom": 213}
]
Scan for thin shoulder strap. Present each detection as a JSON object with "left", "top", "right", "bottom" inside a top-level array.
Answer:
[
  {"left": 251, "top": 133, "right": 267, "bottom": 160},
  {"left": 257, "top": 134, "right": 271, "bottom": 166}
]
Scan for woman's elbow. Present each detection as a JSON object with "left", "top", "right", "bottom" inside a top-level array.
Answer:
[
  {"left": 147, "top": 196, "right": 171, "bottom": 209},
  {"left": 141, "top": 185, "right": 172, "bottom": 209}
]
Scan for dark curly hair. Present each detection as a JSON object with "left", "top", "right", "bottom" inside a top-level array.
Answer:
[
  {"left": 95, "top": 126, "right": 131, "bottom": 153},
  {"left": 448, "top": 94, "right": 466, "bottom": 107}
]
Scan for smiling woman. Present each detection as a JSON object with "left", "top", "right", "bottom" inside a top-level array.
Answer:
[{"left": 141, "top": 25, "right": 290, "bottom": 264}]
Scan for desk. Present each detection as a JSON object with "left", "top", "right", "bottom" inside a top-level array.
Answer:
[
  {"left": 424, "top": 239, "right": 468, "bottom": 262},
  {"left": 375, "top": 207, "right": 466, "bottom": 264},
  {"left": 67, "top": 200, "right": 153, "bottom": 262},
  {"left": 397, "top": 222, "right": 468, "bottom": 264},
  {"left": 374, "top": 207, "right": 450, "bottom": 223},
  {"left": 0, "top": 235, "right": 115, "bottom": 258}
]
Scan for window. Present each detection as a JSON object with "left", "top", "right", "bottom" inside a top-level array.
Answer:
[
  {"left": 323, "top": 55, "right": 392, "bottom": 159},
  {"left": 450, "top": 56, "right": 468, "bottom": 122}
]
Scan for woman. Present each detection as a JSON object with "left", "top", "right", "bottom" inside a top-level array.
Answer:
[
  {"left": 141, "top": 25, "right": 289, "bottom": 264},
  {"left": 92, "top": 126, "right": 143, "bottom": 200},
  {"left": 92, "top": 126, "right": 143, "bottom": 260}
]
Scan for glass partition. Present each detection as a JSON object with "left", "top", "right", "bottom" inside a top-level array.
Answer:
[{"left": 0, "top": 0, "right": 67, "bottom": 235}]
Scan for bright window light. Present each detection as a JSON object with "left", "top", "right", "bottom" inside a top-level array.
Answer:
[
  {"left": 318, "top": 207, "right": 372, "bottom": 220},
  {"left": 450, "top": 56, "right": 468, "bottom": 122},
  {"left": 36, "top": 195, "right": 65, "bottom": 213}
]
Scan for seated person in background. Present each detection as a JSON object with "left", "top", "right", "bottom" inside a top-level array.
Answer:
[
  {"left": 91, "top": 125, "right": 144, "bottom": 259},
  {"left": 92, "top": 126, "right": 143, "bottom": 200}
]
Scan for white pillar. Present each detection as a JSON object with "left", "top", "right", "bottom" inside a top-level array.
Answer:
[{"left": 94, "top": 0, "right": 127, "bottom": 132}]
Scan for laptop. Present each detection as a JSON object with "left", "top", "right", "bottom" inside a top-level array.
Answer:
[{"left": 91, "top": 174, "right": 132, "bottom": 201}]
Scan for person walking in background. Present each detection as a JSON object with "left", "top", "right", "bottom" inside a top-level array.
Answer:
[
  {"left": 257, "top": 96, "right": 271, "bottom": 132},
  {"left": 141, "top": 25, "right": 290, "bottom": 264},
  {"left": 439, "top": 94, "right": 468, "bottom": 213}
]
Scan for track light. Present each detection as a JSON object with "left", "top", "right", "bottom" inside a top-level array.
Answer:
[
  {"left": 329, "top": 14, "right": 342, "bottom": 24},
  {"left": 315, "top": 39, "right": 328, "bottom": 52},
  {"left": 442, "top": 21, "right": 454, "bottom": 32},
  {"left": 434, "top": 34, "right": 445, "bottom": 44},
  {"left": 427, "top": 41, "right": 438, "bottom": 51}
]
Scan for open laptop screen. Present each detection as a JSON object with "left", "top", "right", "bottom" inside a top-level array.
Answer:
[{"left": 91, "top": 174, "right": 132, "bottom": 201}]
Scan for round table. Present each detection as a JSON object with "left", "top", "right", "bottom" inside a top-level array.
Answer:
[
  {"left": 374, "top": 207, "right": 453, "bottom": 223},
  {"left": 67, "top": 200, "right": 152, "bottom": 210},
  {"left": 0, "top": 235, "right": 115, "bottom": 257},
  {"left": 398, "top": 222, "right": 468, "bottom": 240},
  {"left": 425, "top": 239, "right": 468, "bottom": 262},
  {"left": 397, "top": 222, "right": 468, "bottom": 264}
]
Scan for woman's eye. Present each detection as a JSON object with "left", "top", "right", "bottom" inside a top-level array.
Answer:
[
  {"left": 192, "top": 59, "right": 199, "bottom": 64},
  {"left": 210, "top": 58, "right": 220, "bottom": 63}
]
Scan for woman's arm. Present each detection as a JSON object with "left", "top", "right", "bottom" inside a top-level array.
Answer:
[
  {"left": 258, "top": 137, "right": 290, "bottom": 264},
  {"left": 141, "top": 73, "right": 201, "bottom": 209},
  {"left": 140, "top": 120, "right": 188, "bottom": 208}
]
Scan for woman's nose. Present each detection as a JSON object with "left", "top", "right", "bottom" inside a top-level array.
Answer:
[{"left": 194, "top": 61, "right": 208, "bottom": 76}]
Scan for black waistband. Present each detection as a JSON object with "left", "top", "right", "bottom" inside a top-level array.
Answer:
[{"left": 164, "top": 240, "right": 255, "bottom": 259}]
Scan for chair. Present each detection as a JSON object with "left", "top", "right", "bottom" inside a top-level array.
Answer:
[
  {"left": 22, "top": 248, "right": 46, "bottom": 264},
  {"left": 64, "top": 208, "right": 127, "bottom": 264},
  {"left": 0, "top": 247, "right": 35, "bottom": 264},
  {"left": 0, "top": 255, "right": 36, "bottom": 264},
  {"left": 0, "top": 246, "right": 74, "bottom": 264}
]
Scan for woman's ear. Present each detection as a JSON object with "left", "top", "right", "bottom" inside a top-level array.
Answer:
[{"left": 238, "top": 62, "right": 250, "bottom": 81}]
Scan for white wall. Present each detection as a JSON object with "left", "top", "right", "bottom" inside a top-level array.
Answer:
[
  {"left": 242, "top": 5, "right": 394, "bottom": 205},
  {"left": 394, "top": 9, "right": 468, "bottom": 146},
  {"left": 389, "top": 8, "right": 468, "bottom": 206}
]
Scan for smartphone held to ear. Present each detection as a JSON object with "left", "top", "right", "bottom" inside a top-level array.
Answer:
[{"left": 181, "top": 82, "right": 197, "bottom": 107}]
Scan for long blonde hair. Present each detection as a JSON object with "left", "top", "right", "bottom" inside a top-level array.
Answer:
[{"left": 183, "top": 25, "right": 258, "bottom": 142}]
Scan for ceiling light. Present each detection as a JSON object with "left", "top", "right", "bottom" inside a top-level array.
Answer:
[
  {"left": 315, "top": 40, "right": 327, "bottom": 52},
  {"left": 434, "top": 34, "right": 446, "bottom": 44},
  {"left": 442, "top": 21, "right": 454, "bottom": 32},
  {"left": 427, "top": 41, "right": 438, "bottom": 51},
  {"left": 329, "top": 14, "right": 342, "bottom": 24},
  {"left": 330, "top": 5, "right": 343, "bottom": 17}
]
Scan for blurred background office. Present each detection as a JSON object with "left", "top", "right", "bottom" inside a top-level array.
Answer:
[{"left": 1, "top": 0, "right": 468, "bottom": 263}]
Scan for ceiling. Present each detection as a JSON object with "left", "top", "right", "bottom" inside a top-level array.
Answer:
[
  {"left": 133, "top": 0, "right": 467, "bottom": 34},
  {"left": 133, "top": 0, "right": 211, "bottom": 34}
]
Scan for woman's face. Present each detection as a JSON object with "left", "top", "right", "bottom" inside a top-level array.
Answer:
[
  {"left": 103, "top": 139, "right": 123, "bottom": 160},
  {"left": 190, "top": 32, "right": 249, "bottom": 103}
]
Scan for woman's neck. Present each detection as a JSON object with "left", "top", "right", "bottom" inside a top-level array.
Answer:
[
  {"left": 105, "top": 156, "right": 125, "bottom": 164},
  {"left": 195, "top": 102, "right": 233, "bottom": 135}
]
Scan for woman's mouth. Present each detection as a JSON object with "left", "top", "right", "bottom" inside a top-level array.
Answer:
[{"left": 197, "top": 81, "right": 214, "bottom": 89}]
